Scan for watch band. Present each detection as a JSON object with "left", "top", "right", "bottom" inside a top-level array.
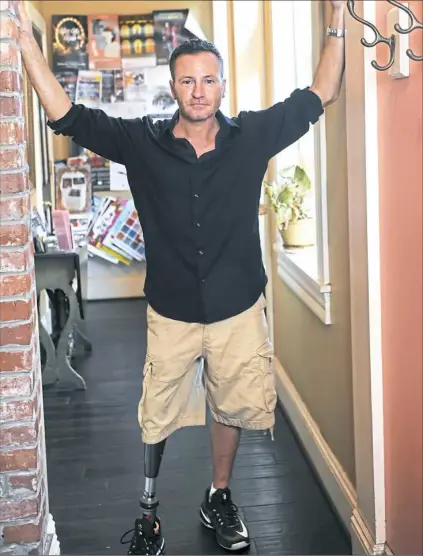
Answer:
[{"left": 326, "top": 27, "right": 345, "bottom": 38}]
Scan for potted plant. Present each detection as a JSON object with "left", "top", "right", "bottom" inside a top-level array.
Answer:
[{"left": 264, "top": 164, "right": 316, "bottom": 248}]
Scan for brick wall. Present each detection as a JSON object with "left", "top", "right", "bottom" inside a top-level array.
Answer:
[{"left": 0, "top": 2, "right": 49, "bottom": 554}]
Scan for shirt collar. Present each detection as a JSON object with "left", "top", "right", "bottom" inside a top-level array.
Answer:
[{"left": 160, "top": 108, "right": 239, "bottom": 138}]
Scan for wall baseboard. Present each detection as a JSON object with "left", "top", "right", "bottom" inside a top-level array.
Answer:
[
  {"left": 273, "top": 357, "right": 391, "bottom": 556},
  {"left": 350, "top": 508, "right": 387, "bottom": 555},
  {"left": 46, "top": 513, "right": 60, "bottom": 555}
]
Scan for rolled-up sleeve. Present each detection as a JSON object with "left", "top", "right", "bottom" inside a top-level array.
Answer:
[
  {"left": 242, "top": 88, "right": 324, "bottom": 161},
  {"left": 47, "top": 103, "right": 140, "bottom": 165}
]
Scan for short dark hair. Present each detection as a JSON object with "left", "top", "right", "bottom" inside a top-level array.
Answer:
[{"left": 169, "top": 39, "right": 224, "bottom": 80}]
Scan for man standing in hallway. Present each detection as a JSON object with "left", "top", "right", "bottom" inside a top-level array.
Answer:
[{"left": 16, "top": 0, "right": 345, "bottom": 553}]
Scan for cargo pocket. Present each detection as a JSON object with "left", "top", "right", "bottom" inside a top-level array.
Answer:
[
  {"left": 256, "top": 340, "right": 277, "bottom": 413},
  {"left": 138, "top": 358, "right": 153, "bottom": 429}
]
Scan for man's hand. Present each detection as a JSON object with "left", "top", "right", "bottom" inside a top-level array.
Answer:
[
  {"left": 15, "top": 1, "right": 34, "bottom": 42},
  {"left": 310, "top": 0, "right": 346, "bottom": 106}
]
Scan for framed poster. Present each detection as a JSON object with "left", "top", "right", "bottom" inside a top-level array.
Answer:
[{"left": 87, "top": 15, "right": 121, "bottom": 70}]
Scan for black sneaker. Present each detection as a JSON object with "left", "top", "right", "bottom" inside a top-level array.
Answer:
[
  {"left": 120, "top": 516, "right": 165, "bottom": 555},
  {"left": 200, "top": 487, "right": 250, "bottom": 551}
]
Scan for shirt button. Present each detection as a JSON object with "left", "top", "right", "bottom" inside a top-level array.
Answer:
[
  {"left": 198, "top": 249, "right": 204, "bottom": 255},
  {"left": 196, "top": 222, "right": 201, "bottom": 227},
  {"left": 194, "top": 193, "right": 199, "bottom": 198}
]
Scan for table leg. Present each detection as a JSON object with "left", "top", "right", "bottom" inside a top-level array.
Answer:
[
  {"left": 39, "top": 321, "right": 57, "bottom": 386},
  {"left": 55, "top": 285, "right": 86, "bottom": 390}
]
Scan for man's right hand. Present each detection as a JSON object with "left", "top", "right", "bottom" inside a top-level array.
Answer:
[
  {"left": 15, "top": 1, "right": 34, "bottom": 42},
  {"left": 15, "top": 0, "right": 72, "bottom": 122}
]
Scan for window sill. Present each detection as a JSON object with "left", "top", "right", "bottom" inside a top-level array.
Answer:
[{"left": 274, "top": 240, "right": 332, "bottom": 325}]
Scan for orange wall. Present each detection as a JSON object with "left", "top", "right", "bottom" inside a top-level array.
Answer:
[{"left": 376, "top": 2, "right": 423, "bottom": 554}]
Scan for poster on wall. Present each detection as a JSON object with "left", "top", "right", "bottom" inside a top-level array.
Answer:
[
  {"left": 54, "top": 71, "right": 78, "bottom": 103},
  {"left": 101, "top": 70, "right": 124, "bottom": 103},
  {"left": 123, "top": 69, "right": 148, "bottom": 102},
  {"left": 152, "top": 9, "right": 191, "bottom": 65},
  {"left": 88, "top": 15, "right": 121, "bottom": 70},
  {"left": 75, "top": 70, "right": 102, "bottom": 107},
  {"left": 52, "top": 15, "right": 88, "bottom": 72},
  {"left": 119, "top": 14, "right": 156, "bottom": 69},
  {"left": 143, "top": 66, "right": 176, "bottom": 118}
]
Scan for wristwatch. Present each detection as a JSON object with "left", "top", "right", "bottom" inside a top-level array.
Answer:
[{"left": 326, "top": 27, "right": 346, "bottom": 38}]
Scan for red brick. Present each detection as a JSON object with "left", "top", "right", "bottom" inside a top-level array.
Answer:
[
  {"left": 0, "top": 14, "right": 19, "bottom": 41},
  {"left": 0, "top": 222, "right": 29, "bottom": 246},
  {"left": 0, "top": 398, "right": 35, "bottom": 422},
  {"left": 0, "top": 170, "right": 27, "bottom": 194},
  {"left": 0, "top": 145, "right": 25, "bottom": 169},
  {"left": 0, "top": 493, "right": 40, "bottom": 521},
  {"left": 7, "top": 472, "right": 38, "bottom": 495},
  {"left": 0, "top": 447, "right": 37, "bottom": 473},
  {"left": 0, "top": 193, "right": 30, "bottom": 219},
  {"left": 3, "top": 518, "right": 42, "bottom": 544},
  {"left": 0, "top": 374, "right": 32, "bottom": 397},
  {"left": 0, "top": 42, "right": 19, "bottom": 67},
  {"left": 0, "top": 119, "right": 24, "bottom": 145},
  {"left": 0, "top": 347, "right": 32, "bottom": 372},
  {"left": 0, "top": 319, "right": 33, "bottom": 347},
  {"left": 0, "top": 298, "right": 32, "bottom": 321},
  {"left": 0, "top": 423, "right": 37, "bottom": 446},
  {"left": 0, "top": 244, "right": 31, "bottom": 272},
  {"left": 0, "top": 69, "right": 21, "bottom": 93},
  {"left": 0, "top": 273, "right": 32, "bottom": 297}
]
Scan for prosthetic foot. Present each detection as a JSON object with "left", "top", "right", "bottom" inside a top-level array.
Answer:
[{"left": 121, "top": 440, "right": 166, "bottom": 555}]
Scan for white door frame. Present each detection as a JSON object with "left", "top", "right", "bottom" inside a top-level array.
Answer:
[{"left": 345, "top": 1, "right": 387, "bottom": 553}]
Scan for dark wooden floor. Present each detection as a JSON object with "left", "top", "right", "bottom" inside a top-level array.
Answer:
[{"left": 43, "top": 299, "right": 351, "bottom": 555}]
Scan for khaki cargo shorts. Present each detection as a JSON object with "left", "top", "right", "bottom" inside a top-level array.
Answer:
[{"left": 138, "top": 294, "right": 277, "bottom": 444}]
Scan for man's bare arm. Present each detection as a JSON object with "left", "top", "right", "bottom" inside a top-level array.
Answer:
[
  {"left": 17, "top": 1, "right": 72, "bottom": 121},
  {"left": 310, "top": 0, "right": 345, "bottom": 107}
]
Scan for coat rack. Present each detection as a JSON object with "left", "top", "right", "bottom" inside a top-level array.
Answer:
[{"left": 347, "top": 0, "right": 422, "bottom": 71}]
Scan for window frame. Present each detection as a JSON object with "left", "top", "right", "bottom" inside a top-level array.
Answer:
[{"left": 269, "top": 0, "right": 332, "bottom": 325}]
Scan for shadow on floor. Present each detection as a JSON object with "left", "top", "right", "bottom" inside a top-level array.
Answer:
[{"left": 43, "top": 299, "right": 352, "bottom": 555}]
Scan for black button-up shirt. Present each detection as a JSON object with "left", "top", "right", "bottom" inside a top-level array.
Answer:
[{"left": 48, "top": 87, "right": 323, "bottom": 323}]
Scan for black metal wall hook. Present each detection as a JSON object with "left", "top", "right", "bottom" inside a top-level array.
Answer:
[
  {"left": 347, "top": 0, "right": 395, "bottom": 71},
  {"left": 347, "top": 0, "right": 396, "bottom": 71},
  {"left": 386, "top": 0, "right": 423, "bottom": 62}
]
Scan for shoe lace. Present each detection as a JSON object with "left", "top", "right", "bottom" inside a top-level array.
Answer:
[{"left": 219, "top": 492, "right": 240, "bottom": 528}]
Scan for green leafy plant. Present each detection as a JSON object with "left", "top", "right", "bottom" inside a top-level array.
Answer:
[{"left": 264, "top": 165, "right": 312, "bottom": 231}]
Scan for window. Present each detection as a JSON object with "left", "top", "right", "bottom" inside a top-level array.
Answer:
[{"left": 269, "top": 0, "right": 331, "bottom": 324}]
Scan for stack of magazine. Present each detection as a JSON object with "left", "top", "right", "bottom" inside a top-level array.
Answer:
[{"left": 88, "top": 196, "right": 145, "bottom": 265}]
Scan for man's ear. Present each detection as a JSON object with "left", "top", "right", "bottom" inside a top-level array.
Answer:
[{"left": 222, "top": 78, "right": 227, "bottom": 98}]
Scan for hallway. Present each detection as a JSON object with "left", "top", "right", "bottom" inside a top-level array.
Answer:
[{"left": 43, "top": 299, "right": 351, "bottom": 555}]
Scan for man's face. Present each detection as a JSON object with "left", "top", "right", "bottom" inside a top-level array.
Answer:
[{"left": 170, "top": 51, "right": 225, "bottom": 123}]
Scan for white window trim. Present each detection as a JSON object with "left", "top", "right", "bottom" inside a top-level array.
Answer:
[{"left": 270, "top": 0, "right": 331, "bottom": 325}]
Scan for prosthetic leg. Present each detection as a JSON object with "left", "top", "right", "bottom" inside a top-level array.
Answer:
[
  {"left": 122, "top": 441, "right": 167, "bottom": 554},
  {"left": 139, "top": 439, "right": 166, "bottom": 522}
]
